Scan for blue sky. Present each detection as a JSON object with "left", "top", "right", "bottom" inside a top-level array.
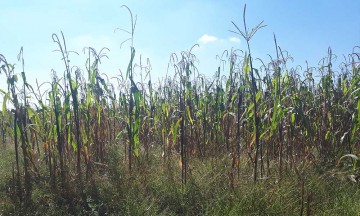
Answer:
[{"left": 1, "top": 0, "right": 360, "bottom": 104}]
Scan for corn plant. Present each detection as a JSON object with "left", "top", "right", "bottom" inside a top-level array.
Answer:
[{"left": 230, "top": 4, "right": 266, "bottom": 181}]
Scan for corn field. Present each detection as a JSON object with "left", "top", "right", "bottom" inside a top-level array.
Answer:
[{"left": 1, "top": 5, "right": 360, "bottom": 214}]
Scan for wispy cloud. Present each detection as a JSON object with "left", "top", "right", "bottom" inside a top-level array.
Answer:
[
  {"left": 198, "top": 34, "right": 218, "bottom": 44},
  {"left": 228, "top": 37, "right": 240, "bottom": 43}
]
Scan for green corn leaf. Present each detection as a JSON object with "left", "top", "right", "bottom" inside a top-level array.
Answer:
[
  {"left": 291, "top": 112, "right": 296, "bottom": 125},
  {"left": 2, "top": 92, "right": 9, "bottom": 114},
  {"left": 271, "top": 99, "right": 279, "bottom": 133},
  {"left": 98, "top": 76, "right": 110, "bottom": 93},
  {"left": 115, "top": 130, "right": 125, "bottom": 140},
  {"left": 248, "top": 102, "right": 254, "bottom": 113},
  {"left": 86, "top": 85, "right": 91, "bottom": 106},
  {"left": 133, "top": 130, "right": 140, "bottom": 157},
  {"left": 173, "top": 117, "right": 182, "bottom": 143},
  {"left": 72, "top": 140, "right": 77, "bottom": 152},
  {"left": 256, "top": 91, "right": 261, "bottom": 102},
  {"left": 325, "top": 130, "right": 330, "bottom": 140},
  {"left": 126, "top": 47, "right": 136, "bottom": 79},
  {"left": 27, "top": 106, "right": 41, "bottom": 127},
  {"left": 243, "top": 56, "right": 250, "bottom": 82},
  {"left": 90, "top": 70, "right": 96, "bottom": 85},
  {"left": 186, "top": 106, "right": 194, "bottom": 125},
  {"left": 82, "top": 127, "right": 88, "bottom": 145},
  {"left": 339, "top": 154, "right": 360, "bottom": 170},
  {"left": 243, "top": 55, "right": 250, "bottom": 74}
]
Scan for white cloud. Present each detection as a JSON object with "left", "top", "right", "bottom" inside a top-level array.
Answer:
[
  {"left": 198, "top": 34, "right": 241, "bottom": 45},
  {"left": 198, "top": 34, "right": 218, "bottom": 44},
  {"left": 229, "top": 37, "right": 240, "bottom": 43}
]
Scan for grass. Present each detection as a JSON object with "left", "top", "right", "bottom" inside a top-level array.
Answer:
[
  {"left": 1, "top": 143, "right": 360, "bottom": 215},
  {"left": 0, "top": 143, "right": 16, "bottom": 214}
]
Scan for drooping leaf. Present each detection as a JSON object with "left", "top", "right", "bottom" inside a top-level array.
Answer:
[
  {"left": 338, "top": 154, "right": 360, "bottom": 170},
  {"left": 2, "top": 92, "right": 10, "bottom": 114},
  {"left": 173, "top": 117, "right": 182, "bottom": 143}
]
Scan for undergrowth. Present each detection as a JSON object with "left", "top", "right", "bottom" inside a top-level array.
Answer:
[{"left": 1, "top": 144, "right": 360, "bottom": 215}]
